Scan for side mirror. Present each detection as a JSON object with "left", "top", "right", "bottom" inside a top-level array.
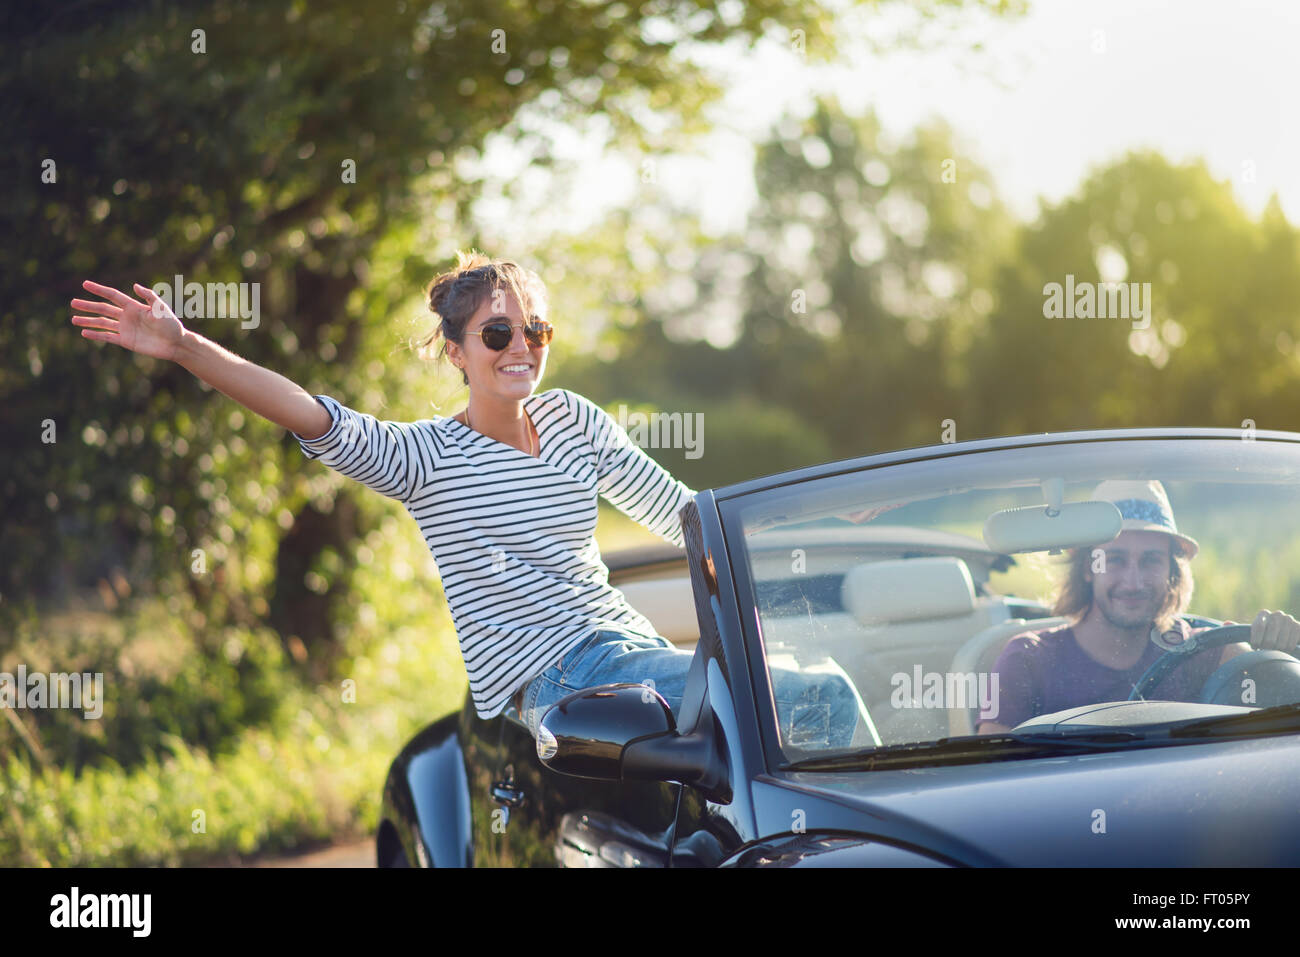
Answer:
[
  {"left": 537, "top": 683, "right": 731, "bottom": 803},
  {"left": 536, "top": 684, "right": 675, "bottom": 779}
]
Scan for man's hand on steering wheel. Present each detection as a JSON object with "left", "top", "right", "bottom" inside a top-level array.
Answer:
[
  {"left": 1222, "top": 610, "right": 1300, "bottom": 656},
  {"left": 1129, "top": 613, "right": 1300, "bottom": 701}
]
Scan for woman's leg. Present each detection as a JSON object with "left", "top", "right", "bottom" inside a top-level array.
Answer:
[
  {"left": 768, "top": 664, "right": 864, "bottom": 751},
  {"left": 521, "top": 629, "right": 864, "bottom": 751},
  {"left": 521, "top": 630, "right": 692, "bottom": 740}
]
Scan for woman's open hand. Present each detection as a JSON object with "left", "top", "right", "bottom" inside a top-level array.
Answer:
[{"left": 71, "top": 280, "right": 185, "bottom": 361}]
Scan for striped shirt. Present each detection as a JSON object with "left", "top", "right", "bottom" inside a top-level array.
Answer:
[{"left": 292, "top": 388, "right": 696, "bottom": 719}]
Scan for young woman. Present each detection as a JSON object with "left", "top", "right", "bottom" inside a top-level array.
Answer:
[{"left": 70, "top": 251, "right": 864, "bottom": 749}]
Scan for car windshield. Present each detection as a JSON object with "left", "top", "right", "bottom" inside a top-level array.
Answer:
[{"left": 728, "top": 436, "right": 1300, "bottom": 768}]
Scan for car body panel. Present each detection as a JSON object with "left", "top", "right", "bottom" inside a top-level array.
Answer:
[
  {"left": 378, "top": 713, "right": 472, "bottom": 867},
  {"left": 762, "top": 734, "right": 1300, "bottom": 866}
]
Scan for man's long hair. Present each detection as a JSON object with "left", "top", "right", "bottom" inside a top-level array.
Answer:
[{"left": 1051, "top": 540, "right": 1195, "bottom": 632}]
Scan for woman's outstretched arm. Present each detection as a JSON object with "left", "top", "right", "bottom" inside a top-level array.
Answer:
[{"left": 71, "top": 279, "right": 331, "bottom": 439}]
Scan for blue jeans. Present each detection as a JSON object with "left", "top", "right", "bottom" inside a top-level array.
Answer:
[{"left": 518, "top": 628, "right": 864, "bottom": 751}]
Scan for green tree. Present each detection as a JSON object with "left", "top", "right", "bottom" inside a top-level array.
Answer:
[
  {"left": 556, "top": 95, "right": 1016, "bottom": 482},
  {"left": 966, "top": 152, "right": 1300, "bottom": 437}
]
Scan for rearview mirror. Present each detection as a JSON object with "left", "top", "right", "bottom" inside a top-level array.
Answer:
[{"left": 983, "top": 501, "right": 1123, "bottom": 554}]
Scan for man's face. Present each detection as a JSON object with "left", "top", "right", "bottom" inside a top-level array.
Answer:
[{"left": 1086, "top": 530, "right": 1175, "bottom": 631}]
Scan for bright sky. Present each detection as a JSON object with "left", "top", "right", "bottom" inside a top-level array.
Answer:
[{"left": 470, "top": 0, "right": 1300, "bottom": 244}]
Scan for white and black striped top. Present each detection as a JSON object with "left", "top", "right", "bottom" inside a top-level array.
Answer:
[{"left": 293, "top": 388, "right": 696, "bottom": 719}]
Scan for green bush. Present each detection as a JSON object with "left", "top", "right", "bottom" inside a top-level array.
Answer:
[{"left": 0, "top": 490, "right": 467, "bottom": 866}]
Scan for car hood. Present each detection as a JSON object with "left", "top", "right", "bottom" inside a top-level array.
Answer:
[{"left": 776, "top": 734, "right": 1300, "bottom": 865}]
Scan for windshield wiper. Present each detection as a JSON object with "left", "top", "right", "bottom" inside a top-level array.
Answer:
[
  {"left": 1169, "top": 702, "right": 1300, "bottom": 740},
  {"left": 781, "top": 729, "right": 1147, "bottom": 772}
]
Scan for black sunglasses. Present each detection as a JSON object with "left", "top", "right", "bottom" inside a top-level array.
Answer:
[{"left": 467, "top": 319, "right": 554, "bottom": 351}]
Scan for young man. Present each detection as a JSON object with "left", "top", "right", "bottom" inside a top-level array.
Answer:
[{"left": 977, "top": 480, "right": 1300, "bottom": 734}]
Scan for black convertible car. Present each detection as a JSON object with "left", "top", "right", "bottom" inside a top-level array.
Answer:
[{"left": 377, "top": 427, "right": 1300, "bottom": 867}]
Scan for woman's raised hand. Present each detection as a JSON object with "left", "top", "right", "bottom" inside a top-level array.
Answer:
[
  {"left": 70, "top": 279, "right": 331, "bottom": 439},
  {"left": 71, "top": 280, "right": 185, "bottom": 361}
]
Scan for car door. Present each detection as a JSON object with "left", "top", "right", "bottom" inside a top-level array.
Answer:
[{"left": 479, "top": 705, "right": 682, "bottom": 867}]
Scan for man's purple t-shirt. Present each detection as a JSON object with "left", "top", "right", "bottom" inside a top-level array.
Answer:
[{"left": 979, "top": 620, "right": 1225, "bottom": 728}]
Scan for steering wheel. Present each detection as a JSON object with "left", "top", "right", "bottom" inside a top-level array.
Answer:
[
  {"left": 1126, "top": 624, "right": 1252, "bottom": 701},
  {"left": 1198, "top": 649, "right": 1300, "bottom": 707}
]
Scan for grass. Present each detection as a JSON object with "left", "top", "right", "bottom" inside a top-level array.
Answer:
[
  {"left": 0, "top": 597, "right": 461, "bottom": 866},
  {"left": 0, "top": 501, "right": 670, "bottom": 866}
]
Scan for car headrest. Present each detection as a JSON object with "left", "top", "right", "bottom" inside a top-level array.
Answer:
[{"left": 841, "top": 556, "right": 977, "bottom": 625}]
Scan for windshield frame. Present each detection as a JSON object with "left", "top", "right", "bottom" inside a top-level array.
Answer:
[{"left": 716, "top": 430, "right": 1300, "bottom": 774}]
